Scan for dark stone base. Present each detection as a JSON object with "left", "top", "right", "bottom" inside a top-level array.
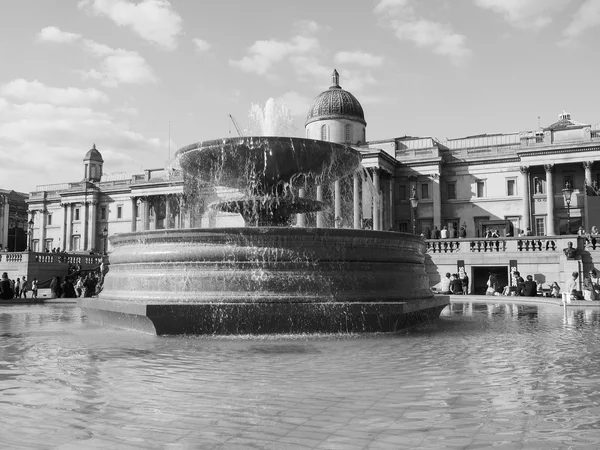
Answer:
[{"left": 79, "top": 296, "right": 450, "bottom": 335}]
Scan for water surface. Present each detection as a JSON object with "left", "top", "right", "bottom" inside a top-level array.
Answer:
[{"left": 1, "top": 301, "right": 600, "bottom": 449}]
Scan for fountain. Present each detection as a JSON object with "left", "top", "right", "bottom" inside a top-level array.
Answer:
[{"left": 79, "top": 103, "right": 448, "bottom": 335}]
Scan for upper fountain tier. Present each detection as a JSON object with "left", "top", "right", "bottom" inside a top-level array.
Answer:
[{"left": 175, "top": 136, "right": 361, "bottom": 195}]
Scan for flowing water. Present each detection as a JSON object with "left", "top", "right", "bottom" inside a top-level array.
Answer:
[{"left": 2, "top": 301, "right": 600, "bottom": 449}]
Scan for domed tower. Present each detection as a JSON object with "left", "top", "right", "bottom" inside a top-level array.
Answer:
[
  {"left": 83, "top": 143, "right": 104, "bottom": 182},
  {"left": 305, "top": 69, "right": 366, "bottom": 145}
]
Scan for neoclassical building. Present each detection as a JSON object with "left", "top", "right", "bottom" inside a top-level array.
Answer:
[
  {"left": 25, "top": 71, "right": 600, "bottom": 255},
  {"left": 0, "top": 189, "right": 29, "bottom": 251}
]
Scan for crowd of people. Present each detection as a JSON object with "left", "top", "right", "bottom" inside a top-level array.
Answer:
[{"left": 0, "top": 273, "right": 39, "bottom": 300}]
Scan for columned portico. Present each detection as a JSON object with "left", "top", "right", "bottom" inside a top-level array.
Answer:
[
  {"left": 131, "top": 197, "right": 137, "bottom": 232},
  {"left": 545, "top": 164, "right": 555, "bottom": 236},
  {"left": 87, "top": 200, "right": 97, "bottom": 251},
  {"left": 65, "top": 204, "right": 73, "bottom": 251}
]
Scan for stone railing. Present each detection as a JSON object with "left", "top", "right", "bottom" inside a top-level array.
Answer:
[
  {"left": 0, "top": 251, "right": 102, "bottom": 265},
  {"left": 425, "top": 236, "right": 570, "bottom": 254}
]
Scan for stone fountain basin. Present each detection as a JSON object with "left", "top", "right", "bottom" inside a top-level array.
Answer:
[
  {"left": 80, "top": 228, "right": 449, "bottom": 335},
  {"left": 175, "top": 137, "right": 362, "bottom": 191}
]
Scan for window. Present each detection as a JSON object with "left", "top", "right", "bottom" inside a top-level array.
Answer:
[
  {"left": 533, "top": 177, "right": 543, "bottom": 195},
  {"left": 100, "top": 207, "right": 106, "bottom": 220},
  {"left": 397, "top": 221, "right": 408, "bottom": 232},
  {"left": 345, "top": 124, "right": 352, "bottom": 143},
  {"left": 398, "top": 185, "right": 406, "bottom": 201},
  {"left": 117, "top": 206, "right": 122, "bottom": 219},
  {"left": 44, "top": 239, "right": 53, "bottom": 251},
  {"left": 507, "top": 179, "right": 516, "bottom": 196},
  {"left": 564, "top": 174, "right": 574, "bottom": 189},
  {"left": 32, "top": 240, "right": 39, "bottom": 252},
  {"left": 75, "top": 208, "right": 80, "bottom": 221},
  {"left": 476, "top": 181, "right": 485, "bottom": 198},
  {"left": 320, "top": 124, "right": 328, "bottom": 141},
  {"left": 72, "top": 235, "right": 80, "bottom": 251},
  {"left": 47, "top": 214, "right": 52, "bottom": 226},
  {"left": 447, "top": 182, "right": 456, "bottom": 200},
  {"left": 535, "top": 217, "right": 545, "bottom": 236},
  {"left": 421, "top": 183, "right": 429, "bottom": 200}
]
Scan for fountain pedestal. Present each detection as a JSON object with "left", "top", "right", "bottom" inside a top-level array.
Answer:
[{"left": 80, "top": 227, "right": 448, "bottom": 335}]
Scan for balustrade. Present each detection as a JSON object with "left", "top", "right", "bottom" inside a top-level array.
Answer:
[
  {"left": 0, "top": 251, "right": 102, "bottom": 266},
  {"left": 426, "top": 237, "right": 562, "bottom": 254}
]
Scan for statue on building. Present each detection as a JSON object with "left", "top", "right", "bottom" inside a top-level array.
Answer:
[{"left": 563, "top": 241, "right": 577, "bottom": 260}]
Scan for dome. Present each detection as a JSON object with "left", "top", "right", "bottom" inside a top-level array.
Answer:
[
  {"left": 84, "top": 143, "right": 104, "bottom": 162},
  {"left": 305, "top": 70, "right": 366, "bottom": 126}
]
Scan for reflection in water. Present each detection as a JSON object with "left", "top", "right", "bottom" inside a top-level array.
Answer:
[{"left": 1, "top": 303, "right": 600, "bottom": 448}]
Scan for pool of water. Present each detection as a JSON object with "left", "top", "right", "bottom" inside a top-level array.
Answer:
[{"left": 2, "top": 301, "right": 600, "bottom": 449}]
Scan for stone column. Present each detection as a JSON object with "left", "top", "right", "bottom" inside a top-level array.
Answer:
[
  {"left": 297, "top": 188, "right": 306, "bottom": 227},
  {"left": 39, "top": 208, "right": 47, "bottom": 251},
  {"left": 545, "top": 164, "right": 555, "bottom": 236},
  {"left": 0, "top": 196, "right": 8, "bottom": 249},
  {"left": 584, "top": 161, "right": 593, "bottom": 230},
  {"left": 140, "top": 198, "right": 149, "bottom": 231},
  {"left": 431, "top": 173, "right": 441, "bottom": 231},
  {"left": 130, "top": 197, "right": 137, "bottom": 232},
  {"left": 88, "top": 201, "right": 97, "bottom": 252},
  {"left": 165, "top": 195, "right": 172, "bottom": 229},
  {"left": 60, "top": 204, "right": 67, "bottom": 250},
  {"left": 520, "top": 166, "right": 530, "bottom": 234},
  {"left": 316, "top": 185, "right": 323, "bottom": 228},
  {"left": 65, "top": 203, "right": 72, "bottom": 251},
  {"left": 334, "top": 180, "right": 341, "bottom": 228},
  {"left": 373, "top": 169, "right": 380, "bottom": 231},
  {"left": 388, "top": 174, "right": 394, "bottom": 230},
  {"left": 353, "top": 172, "right": 360, "bottom": 229}
]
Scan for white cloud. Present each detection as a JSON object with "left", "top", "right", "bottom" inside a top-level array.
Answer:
[
  {"left": 334, "top": 51, "right": 384, "bottom": 67},
  {"left": 561, "top": 0, "right": 600, "bottom": 44},
  {"left": 37, "top": 27, "right": 158, "bottom": 87},
  {"left": 0, "top": 97, "right": 165, "bottom": 192},
  {"left": 192, "top": 38, "right": 211, "bottom": 53},
  {"left": 290, "top": 56, "right": 331, "bottom": 82},
  {"left": 230, "top": 24, "right": 321, "bottom": 77},
  {"left": 81, "top": 39, "right": 158, "bottom": 86},
  {"left": 78, "top": 0, "right": 182, "bottom": 50},
  {"left": 0, "top": 79, "right": 109, "bottom": 106},
  {"left": 374, "top": 0, "right": 471, "bottom": 65},
  {"left": 36, "top": 26, "right": 81, "bottom": 43},
  {"left": 474, "top": 0, "right": 572, "bottom": 31}
]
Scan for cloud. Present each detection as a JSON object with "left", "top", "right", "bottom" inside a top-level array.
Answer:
[
  {"left": 36, "top": 26, "right": 82, "bottom": 43},
  {"left": 0, "top": 96, "right": 165, "bottom": 192},
  {"left": 334, "top": 51, "right": 384, "bottom": 67},
  {"left": 0, "top": 79, "right": 109, "bottom": 106},
  {"left": 192, "top": 38, "right": 211, "bottom": 53},
  {"left": 230, "top": 24, "right": 321, "bottom": 77},
  {"left": 81, "top": 39, "right": 158, "bottom": 86},
  {"left": 37, "top": 26, "right": 158, "bottom": 87},
  {"left": 474, "top": 0, "right": 572, "bottom": 31},
  {"left": 374, "top": 0, "right": 471, "bottom": 65},
  {"left": 78, "top": 0, "right": 182, "bottom": 50},
  {"left": 561, "top": 0, "right": 600, "bottom": 44}
]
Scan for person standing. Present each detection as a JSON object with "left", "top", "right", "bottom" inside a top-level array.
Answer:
[
  {"left": 0, "top": 272, "right": 13, "bottom": 299},
  {"left": 522, "top": 275, "right": 537, "bottom": 297},
  {"left": 20, "top": 276, "right": 27, "bottom": 298},
  {"left": 460, "top": 272, "right": 469, "bottom": 295},
  {"left": 433, "top": 227, "right": 441, "bottom": 239},
  {"left": 31, "top": 278, "right": 38, "bottom": 299},
  {"left": 440, "top": 226, "right": 449, "bottom": 239},
  {"left": 14, "top": 278, "right": 21, "bottom": 299},
  {"left": 440, "top": 273, "right": 451, "bottom": 294}
]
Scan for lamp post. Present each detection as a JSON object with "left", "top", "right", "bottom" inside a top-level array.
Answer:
[
  {"left": 27, "top": 219, "right": 34, "bottom": 251},
  {"left": 102, "top": 227, "right": 108, "bottom": 255},
  {"left": 562, "top": 181, "right": 573, "bottom": 235},
  {"left": 409, "top": 186, "right": 419, "bottom": 235}
]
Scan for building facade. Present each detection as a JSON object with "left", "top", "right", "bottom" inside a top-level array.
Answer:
[
  {"left": 0, "top": 189, "right": 29, "bottom": 252},
  {"left": 21, "top": 70, "right": 600, "bottom": 294}
]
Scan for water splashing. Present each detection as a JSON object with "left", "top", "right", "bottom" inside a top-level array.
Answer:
[{"left": 246, "top": 99, "right": 298, "bottom": 137}]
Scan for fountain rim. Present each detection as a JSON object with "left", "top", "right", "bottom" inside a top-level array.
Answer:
[{"left": 173, "top": 136, "right": 362, "bottom": 159}]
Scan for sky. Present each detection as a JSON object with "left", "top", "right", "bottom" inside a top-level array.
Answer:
[{"left": 1, "top": 0, "right": 600, "bottom": 193}]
